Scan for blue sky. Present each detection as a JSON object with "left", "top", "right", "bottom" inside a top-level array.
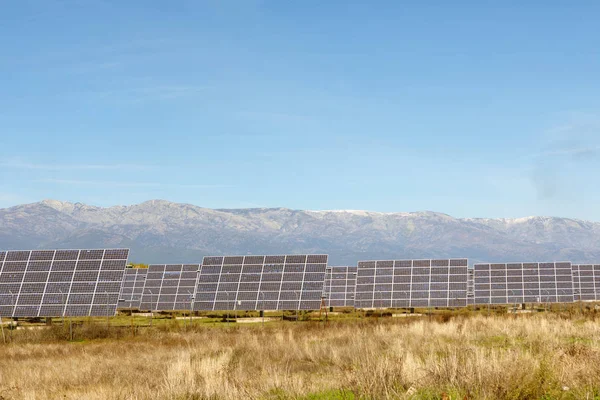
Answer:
[{"left": 1, "top": 1, "right": 599, "bottom": 219}]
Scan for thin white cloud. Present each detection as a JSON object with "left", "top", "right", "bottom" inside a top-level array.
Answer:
[
  {"left": 36, "top": 179, "right": 231, "bottom": 189},
  {"left": 0, "top": 160, "right": 151, "bottom": 171}
]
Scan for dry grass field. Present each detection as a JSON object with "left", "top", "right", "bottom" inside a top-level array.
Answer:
[{"left": 1, "top": 313, "right": 600, "bottom": 399}]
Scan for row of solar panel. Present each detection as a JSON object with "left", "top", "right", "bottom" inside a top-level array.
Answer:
[
  {"left": 121, "top": 257, "right": 329, "bottom": 311},
  {"left": 2, "top": 249, "right": 600, "bottom": 318},
  {"left": 0, "top": 251, "right": 332, "bottom": 316},
  {"left": 119, "top": 259, "right": 600, "bottom": 311}
]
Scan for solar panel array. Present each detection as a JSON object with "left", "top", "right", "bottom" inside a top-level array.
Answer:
[
  {"left": 572, "top": 264, "right": 600, "bottom": 301},
  {"left": 0, "top": 249, "right": 128, "bottom": 317},
  {"left": 194, "top": 255, "right": 328, "bottom": 311},
  {"left": 5, "top": 245, "right": 600, "bottom": 319},
  {"left": 118, "top": 268, "right": 147, "bottom": 309},
  {"left": 473, "top": 262, "right": 574, "bottom": 305},
  {"left": 355, "top": 259, "right": 469, "bottom": 308},
  {"left": 324, "top": 266, "right": 357, "bottom": 307},
  {"left": 140, "top": 264, "right": 199, "bottom": 311}
]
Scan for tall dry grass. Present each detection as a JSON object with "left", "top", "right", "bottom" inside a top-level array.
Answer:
[{"left": 1, "top": 314, "right": 600, "bottom": 399}]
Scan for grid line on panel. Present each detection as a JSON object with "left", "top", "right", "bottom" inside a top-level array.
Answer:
[
  {"left": 516, "top": 263, "right": 523, "bottom": 303},
  {"left": 100, "top": 251, "right": 113, "bottom": 317},
  {"left": 185, "top": 265, "right": 199, "bottom": 310},
  {"left": 536, "top": 263, "right": 541, "bottom": 302},
  {"left": 592, "top": 264, "right": 600, "bottom": 301},
  {"left": 215, "top": 257, "right": 225, "bottom": 311},
  {"left": 0, "top": 251, "right": 8, "bottom": 317},
  {"left": 117, "top": 270, "right": 130, "bottom": 308},
  {"left": 344, "top": 268, "right": 349, "bottom": 307},
  {"left": 573, "top": 265, "right": 580, "bottom": 301},
  {"left": 156, "top": 266, "right": 165, "bottom": 311},
  {"left": 427, "top": 260, "right": 433, "bottom": 307},
  {"left": 257, "top": 259, "right": 265, "bottom": 310},
  {"left": 88, "top": 249, "right": 107, "bottom": 317},
  {"left": 146, "top": 265, "right": 162, "bottom": 311},
  {"left": 329, "top": 267, "right": 339, "bottom": 308},
  {"left": 14, "top": 251, "right": 33, "bottom": 318},
  {"left": 577, "top": 265, "right": 583, "bottom": 301},
  {"left": 298, "top": 256, "right": 307, "bottom": 310},
  {"left": 233, "top": 259, "right": 243, "bottom": 312},
  {"left": 192, "top": 265, "right": 201, "bottom": 307},
  {"left": 139, "top": 268, "right": 150, "bottom": 310},
  {"left": 38, "top": 250, "right": 57, "bottom": 317},
  {"left": 409, "top": 260, "right": 414, "bottom": 308},
  {"left": 504, "top": 263, "right": 509, "bottom": 304},
  {"left": 595, "top": 266, "right": 599, "bottom": 301},
  {"left": 553, "top": 262, "right": 558, "bottom": 300},
  {"left": 275, "top": 259, "right": 285, "bottom": 310},
  {"left": 370, "top": 263, "right": 375, "bottom": 309},
  {"left": 325, "top": 268, "right": 331, "bottom": 307},
  {"left": 62, "top": 250, "right": 80, "bottom": 316},
  {"left": 391, "top": 261, "right": 397, "bottom": 307},
  {"left": 344, "top": 267, "right": 350, "bottom": 307},
  {"left": 174, "top": 266, "right": 182, "bottom": 312}
]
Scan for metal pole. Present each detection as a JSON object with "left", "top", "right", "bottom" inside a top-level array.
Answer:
[
  {"left": 226, "top": 292, "right": 229, "bottom": 325},
  {"left": 260, "top": 291, "right": 265, "bottom": 326}
]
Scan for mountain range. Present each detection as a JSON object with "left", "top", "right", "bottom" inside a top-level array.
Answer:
[{"left": 1, "top": 199, "right": 599, "bottom": 265}]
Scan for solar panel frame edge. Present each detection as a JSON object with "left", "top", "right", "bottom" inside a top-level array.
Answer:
[
  {"left": 195, "top": 254, "right": 327, "bottom": 312},
  {"left": 139, "top": 264, "right": 200, "bottom": 312},
  {"left": 571, "top": 263, "right": 599, "bottom": 302},
  {"left": 324, "top": 266, "right": 357, "bottom": 307},
  {"left": 0, "top": 248, "right": 129, "bottom": 318},
  {"left": 472, "top": 261, "right": 575, "bottom": 305},
  {"left": 355, "top": 258, "right": 469, "bottom": 309},
  {"left": 117, "top": 268, "right": 148, "bottom": 309}
]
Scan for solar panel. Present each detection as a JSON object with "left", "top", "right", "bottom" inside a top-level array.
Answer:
[
  {"left": 473, "top": 262, "right": 574, "bottom": 305},
  {"left": 193, "top": 255, "right": 328, "bottom": 311},
  {"left": 0, "top": 249, "right": 129, "bottom": 317},
  {"left": 139, "top": 264, "right": 199, "bottom": 311},
  {"left": 572, "top": 264, "right": 600, "bottom": 301},
  {"left": 354, "top": 259, "right": 469, "bottom": 309},
  {"left": 117, "top": 268, "right": 147, "bottom": 309},
  {"left": 324, "top": 266, "right": 357, "bottom": 307}
]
